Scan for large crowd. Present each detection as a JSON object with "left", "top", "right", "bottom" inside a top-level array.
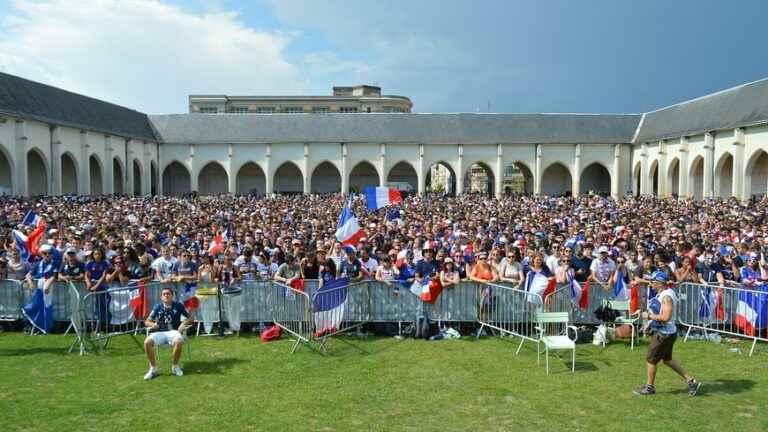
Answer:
[{"left": 1, "top": 193, "right": 768, "bottom": 295}]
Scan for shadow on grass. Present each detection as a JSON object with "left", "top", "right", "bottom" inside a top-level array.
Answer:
[
  {"left": 0, "top": 347, "right": 69, "bottom": 356},
  {"left": 668, "top": 379, "right": 755, "bottom": 396},
  {"left": 184, "top": 357, "right": 247, "bottom": 375}
]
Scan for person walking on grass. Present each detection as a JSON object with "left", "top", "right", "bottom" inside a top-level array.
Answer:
[
  {"left": 143, "top": 287, "right": 194, "bottom": 380},
  {"left": 633, "top": 271, "right": 701, "bottom": 396}
]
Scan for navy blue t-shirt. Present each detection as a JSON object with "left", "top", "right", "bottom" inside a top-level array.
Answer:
[
  {"left": 148, "top": 301, "right": 190, "bottom": 332},
  {"left": 339, "top": 258, "right": 362, "bottom": 279},
  {"left": 415, "top": 259, "right": 439, "bottom": 278},
  {"left": 570, "top": 255, "right": 592, "bottom": 282},
  {"left": 86, "top": 260, "right": 112, "bottom": 280}
]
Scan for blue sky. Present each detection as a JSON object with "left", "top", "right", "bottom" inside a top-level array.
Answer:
[{"left": 1, "top": 0, "right": 767, "bottom": 114}]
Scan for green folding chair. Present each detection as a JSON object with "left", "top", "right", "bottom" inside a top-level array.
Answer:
[{"left": 536, "top": 311, "right": 578, "bottom": 374}]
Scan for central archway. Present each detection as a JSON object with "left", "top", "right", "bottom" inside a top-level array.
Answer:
[
  {"left": 649, "top": 160, "right": 659, "bottom": 196},
  {"left": 133, "top": 159, "right": 142, "bottom": 195},
  {"left": 579, "top": 163, "right": 611, "bottom": 196},
  {"left": 27, "top": 150, "right": 48, "bottom": 196},
  {"left": 90, "top": 155, "right": 103, "bottom": 195},
  {"left": 311, "top": 161, "right": 341, "bottom": 193},
  {"left": 426, "top": 161, "right": 456, "bottom": 194},
  {"left": 689, "top": 156, "right": 704, "bottom": 200},
  {"left": 113, "top": 158, "right": 124, "bottom": 194},
  {"left": 198, "top": 162, "right": 229, "bottom": 194},
  {"left": 61, "top": 152, "right": 78, "bottom": 194},
  {"left": 463, "top": 162, "right": 495, "bottom": 196},
  {"left": 0, "top": 146, "right": 12, "bottom": 195},
  {"left": 715, "top": 153, "right": 733, "bottom": 198},
  {"left": 386, "top": 161, "right": 418, "bottom": 194},
  {"left": 503, "top": 162, "right": 533, "bottom": 195},
  {"left": 540, "top": 162, "right": 572, "bottom": 196},
  {"left": 274, "top": 162, "right": 303, "bottom": 194},
  {"left": 162, "top": 161, "right": 191, "bottom": 195},
  {"left": 667, "top": 158, "right": 680, "bottom": 197},
  {"left": 746, "top": 150, "right": 768, "bottom": 199},
  {"left": 236, "top": 162, "right": 266, "bottom": 195},
  {"left": 349, "top": 161, "right": 379, "bottom": 194}
]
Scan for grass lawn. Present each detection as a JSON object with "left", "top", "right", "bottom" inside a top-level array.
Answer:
[{"left": 0, "top": 331, "right": 766, "bottom": 432}]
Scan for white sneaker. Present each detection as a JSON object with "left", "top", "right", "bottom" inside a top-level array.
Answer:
[
  {"left": 171, "top": 365, "right": 184, "bottom": 377},
  {"left": 143, "top": 367, "right": 160, "bottom": 380}
]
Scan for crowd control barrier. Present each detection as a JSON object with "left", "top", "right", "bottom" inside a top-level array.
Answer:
[
  {"left": 677, "top": 282, "right": 767, "bottom": 356},
  {"left": 0, "top": 279, "right": 24, "bottom": 321}
]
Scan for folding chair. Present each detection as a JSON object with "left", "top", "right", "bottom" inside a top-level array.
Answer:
[
  {"left": 145, "top": 327, "right": 193, "bottom": 361},
  {"left": 536, "top": 311, "right": 578, "bottom": 374},
  {"left": 608, "top": 300, "right": 640, "bottom": 350}
]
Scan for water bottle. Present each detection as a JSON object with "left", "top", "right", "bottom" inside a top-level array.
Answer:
[{"left": 706, "top": 333, "right": 721, "bottom": 344}]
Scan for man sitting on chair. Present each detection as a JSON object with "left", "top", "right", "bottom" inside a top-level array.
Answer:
[{"left": 143, "top": 287, "right": 194, "bottom": 380}]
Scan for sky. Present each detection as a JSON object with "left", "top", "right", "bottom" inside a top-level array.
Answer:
[{"left": 1, "top": 0, "right": 767, "bottom": 115}]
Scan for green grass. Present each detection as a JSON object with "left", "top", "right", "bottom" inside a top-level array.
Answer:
[{"left": 0, "top": 331, "right": 766, "bottom": 432}]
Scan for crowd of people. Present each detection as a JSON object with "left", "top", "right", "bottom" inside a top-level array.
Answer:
[{"left": 1, "top": 193, "right": 768, "bottom": 296}]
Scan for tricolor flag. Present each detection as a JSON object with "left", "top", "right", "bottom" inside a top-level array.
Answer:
[
  {"left": 314, "top": 277, "right": 349, "bottom": 337},
  {"left": 180, "top": 282, "right": 199, "bottom": 312},
  {"left": 22, "top": 210, "right": 44, "bottom": 227},
  {"left": 335, "top": 199, "right": 365, "bottom": 246},
  {"left": 409, "top": 277, "right": 443, "bottom": 303},
  {"left": 21, "top": 280, "right": 53, "bottom": 334},
  {"left": 698, "top": 286, "right": 725, "bottom": 322},
  {"left": 12, "top": 222, "right": 46, "bottom": 262},
  {"left": 613, "top": 271, "right": 629, "bottom": 300},
  {"left": 735, "top": 285, "right": 768, "bottom": 336},
  {"left": 109, "top": 282, "right": 149, "bottom": 324},
  {"left": 525, "top": 269, "right": 555, "bottom": 305},
  {"left": 365, "top": 187, "right": 403, "bottom": 211},
  {"left": 568, "top": 271, "right": 589, "bottom": 310}
]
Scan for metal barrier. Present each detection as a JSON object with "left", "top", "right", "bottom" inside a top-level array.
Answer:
[
  {"left": 566, "top": 281, "right": 651, "bottom": 325},
  {"left": 677, "top": 282, "right": 767, "bottom": 356},
  {"left": 270, "top": 281, "right": 315, "bottom": 353},
  {"left": 0, "top": 279, "right": 24, "bottom": 321},
  {"left": 475, "top": 283, "right": 544, "bottom": 354},
  {"left": 311, "top": 280, "right": 371, "bottom": 353}
]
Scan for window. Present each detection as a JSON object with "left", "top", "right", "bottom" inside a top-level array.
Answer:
[
  {"left": 285, "top": 107, "right": 304, "bottom": 114},
  {"left": 339, "top": 107, "right": 359, "bottom": 113},
  {"left": 256, "top": 107, "right": 275, "bottom": 114},
  {"left": 312, "top": 106, "right": 330, "bottom": 113},
  {"left": 199, "top": 107, "right": 218, "bottom": 114},
  {"left": 230, "top": 107, "right": 249, "bottom": 114}
]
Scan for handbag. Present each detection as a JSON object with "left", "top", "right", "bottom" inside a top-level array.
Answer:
[{"left": 593, "top": 300, "right": 621, "bottom": 323}]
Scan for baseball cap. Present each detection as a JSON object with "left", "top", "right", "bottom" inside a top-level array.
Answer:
[
  {"left": 343, "top": 245, "right": 356, "bottom": 254},
  {"left": 598, "top": 245, "right": 609, "bottom": 254},
  {"left": 651, "top": 271, "right": 669, "bottom": 283}
]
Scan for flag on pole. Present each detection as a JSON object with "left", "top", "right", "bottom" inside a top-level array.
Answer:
[
  {"left": 365, "top": 187, "right": 403, "bottom": 211},
  {"left": 314, "top": 277, "right": 349, "bottom": 337},
  {"left": 12, "top": 221, "right": 46, "bottom": 262},
  {"left": 22, "top": 210, "right": 43, "bottom": 227},
  {"left": 335, "top": 199, "right": 365, "bottom": 246}
]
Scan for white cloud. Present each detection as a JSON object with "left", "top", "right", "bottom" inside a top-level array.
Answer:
[{"left": 0, "top": 0, "right": 309, "bottom": 114}]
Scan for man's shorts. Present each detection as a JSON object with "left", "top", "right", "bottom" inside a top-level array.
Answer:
[
  {"left": 148, "top": 330, "right": 184, "bottom": 346},
  {"left": 646, "top": 332, "right": 677, "bottom": 364}
]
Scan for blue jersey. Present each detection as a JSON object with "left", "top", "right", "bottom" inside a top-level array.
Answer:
[
  {"left": 32, "top": 258, "right": 58, "bottom": 280},
  {"left": 148, "top": 301, "right": 190, "bottom": 332},
  {"left": 86, "top": 260, "right": 112, "bottom": 281}
]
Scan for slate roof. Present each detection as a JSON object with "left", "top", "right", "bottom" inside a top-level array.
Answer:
[
  {"left": 149, "top": 113, "right": 642, "bottom": 145},
  {"left": 636, "top": 77, "right": 768, "bottom": 142},
  {"left": 0, "top": 72, "right": 157, "bottom": 141}
]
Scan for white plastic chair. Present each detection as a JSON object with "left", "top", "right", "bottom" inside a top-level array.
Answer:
[
  {"left": 536, "top": 311, "right": 578, "bottom": 374},
  {"left": 608, "top": 300, "right": 640, "bottom": 350}
]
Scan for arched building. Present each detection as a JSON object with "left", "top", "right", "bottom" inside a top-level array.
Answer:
[{"left": 1, "top": 71, "right": 767, "bottom": 200}]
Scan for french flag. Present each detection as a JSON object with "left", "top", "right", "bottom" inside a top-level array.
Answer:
[
  {"left": 409, "top": 277, "right": 443, "bottom": 303},
  {"left": 365, "top": 187, "right": 402, "bottom": 211},
  {"left": 568, "top": 271, "right": 589, "bottom": 310},
  {"left": 525, "top": 268, "right": 555, "bottom": 305},
  {"left": 735, "top": 285, "right": 768, "bottom": 336},
  {"left": 12, "top": 224, "right": 46, "bottom": 262},
  {"left": 613, "top": 271, "right": 629, "bottom": 300},
  {"left": 181, "top": 282, "right": 199, "bottom": 312},
  {"left": 314, "top": 277, "right": 349, "bottom": 337},
  {"left": 21, "top": 284, "right": 53, "bottom": 334},
  {"left": 335, "top": 200, "right": 365, "bottom": 246},
  {"left": 22, "top": 210, "right": 43, "bottom": 227},
  {"left": 698, "top": 286, "right": 725, "bottom": 322}
]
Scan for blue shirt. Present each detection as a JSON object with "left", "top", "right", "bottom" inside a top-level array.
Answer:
[
  {"left": 339, "top": 259, "right": 362, "bottom": 279},
  {"left": 86, "top": 260, "right": 112, "bottom": 281},
  {"left": 148, "top": 301, "right": 190, "bottom": 332},
  {"left": 31, "top": 258, "right": 58, "bottom": 280}
]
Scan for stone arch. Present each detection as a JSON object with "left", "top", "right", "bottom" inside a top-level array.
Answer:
[
  {"left": 274, "top": 161, "right": 303, "bottom": 194},
  {"left": 745, "top": 149, "right": 768, "bottom": 199},
  {"left": 235, "top": 162, "right": 266, "bottom": 195},
  {"left": 689, "top": 155, "right": 704, "bottom": 200},
  {"left": 113, "top": 157, "right": 124, "bottom": 194},
  {"left": 89, "top": 155, "right": 104, "bottom": 195},
  {"left": 508, "top": 161, "right": 534, "bottom": 195},
  {"left": 0, "top": 143, "right": 13, "bottom": 195},
  {"left": 633, "top": 162, "right": 641, "bottom": 197},
  {"left": 349, "top": 161, "right": 380, "bottom": 194},
  {"left": 61, "top": 152, "right": 78, "bottom": 194},
  {"left": 162, "top": 160, "right": 191, "bottom": 196},
  {"left": 386, "top": 160, "right": 418, "bottom": 193},
  {"left": 714, "top": 152, "right": 733, "bottom": 198},
  {"left": 426, "top": 161, "right": 456, "bottom": 195},
  {"left": 133, "top": 159, "right": 143, "bottom": 195},
  {"left": 197, "top": 161, "right": 229, "bottom": 194},
  {"left": 150, "top": 161, "right": 158, "bottom": 195},
  {"left": 540, "top": 162, "right": 572, "bottom": 196},
  {"left": 579, "top": 162, "right": 611, "bottom": 196},
  {"left": 463, "top": 162, "right": 495, "bottom": 196},
  {"left": 649, "top": 159, "right": 659, "bottom": 196},
  {"left": 27, "top": 148, "right": 48, "bottom": 196},
  {"left": 667, "top": 157, "right": 680, "bottom": 197},
  {"left": 311, "top": 161, "right": 341, "bottom": 193}
]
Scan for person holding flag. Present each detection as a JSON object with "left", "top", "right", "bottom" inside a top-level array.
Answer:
[
  {"left": 335, "top": 198, "right": 365, "bottom": 246},
  {"left": 21, "top": 244, "right": 58, "bottom": 333},
  {"left": 634, "top": 272, "right": 701, "bottom": 396}
]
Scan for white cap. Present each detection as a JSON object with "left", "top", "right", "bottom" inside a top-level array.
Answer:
[{"left": 598, "top": 245, "right": 609, "bottom": 254}]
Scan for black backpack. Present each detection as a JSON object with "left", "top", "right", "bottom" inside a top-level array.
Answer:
[{"left": 594, "top": 300, "right": 621, "bottom": 323}]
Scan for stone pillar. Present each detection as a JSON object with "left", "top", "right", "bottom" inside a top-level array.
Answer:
[
  {"left": 379, "top": 143, "right": 386, "bottom": 187},
  {"left": 640, "top": 143, "right": 649, "bottom": 195},
  {"left": 302, "top": 143, "right": 310, "bottom": 194},
  {"left": 104, "top": 135, "right": 114, "bottom": 194},
  {"left": 50, "top": 125, "right": 62, "bottom": 195},
  {"left": 679, "top": 136, "right": 689, "bottom": 198},
  {"left": 658, "top": 140, "right": 668, "bottom": 197},
  {"left": 227, "top": 143, "right": 237, "bottom": 194},
  {"left": 612, "top": 144, "right": 621, "bottom": 198},
  {"left": 534, "top": 144, "right": 542, "bottom": 195},
  {"left": 417, "top": 143, "right": 425, "bottom": 195},
  {"left": 340, "top": 143, "right": 348, "bottom": 195},
  {"left": 572, "top": 144, "right": 581, "bottom": 197},
  {"left": 126, "top": 139, "right": 134, "bottom": 196},
  {"left": 703, "top": 132, "right": 715, "bottom": 198},
  {"left": 456, "top": 144, "right": 464, "bottom": 195},
  {"left": 264, "top": 143, "right": 273, "bottom": 195},
  {"left": 142, "top": 141, "right": 152, "bottom": 195},
  {"left": 733, "top": 128, "right": 745, "bottom": 200},
  {"left": 14, "top": 120, "right": 28, "bottom": 196},
  {"left": 80, "top": 131, "right": 90, "bottom": 194},
  {"left": 495, "top": 143, "right": 503, "bottom": 198},
  {"left": 188, "top": 143, "right": 198, "bottom": 193}
]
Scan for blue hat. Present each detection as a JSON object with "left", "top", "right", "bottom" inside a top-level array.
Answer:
[
  {"left": 343, "top": 245, "right": 356, "bottom": 254},
  {"left": 651, "top": 271, "right": 669, "bottom": 283}
]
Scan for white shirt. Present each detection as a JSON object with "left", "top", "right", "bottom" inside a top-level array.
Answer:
[
  {"left": 590, "top": 257, "right": 616, "bottom": 283},
  {"left": 361, "top": 257, "right": 379, "bottom": 278}
]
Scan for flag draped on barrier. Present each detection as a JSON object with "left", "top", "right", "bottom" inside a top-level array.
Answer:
[
  {"left": 314, "top": 277, "right": 349, "bottom": 337},
  {"left": 698, "top": 285, "right": 725, "bottom": 322},
  {"left": 735, "top": 285, "right": 768, "bottom": 336},
  {"left": 568, "top": 271, "right": 589, "bottom": 310},
  {"left": 525, "top": 268, "right": 555, "bottom": 305},
  {"left": 612, "top": 270, "right": 629, "bottom": 300}
]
